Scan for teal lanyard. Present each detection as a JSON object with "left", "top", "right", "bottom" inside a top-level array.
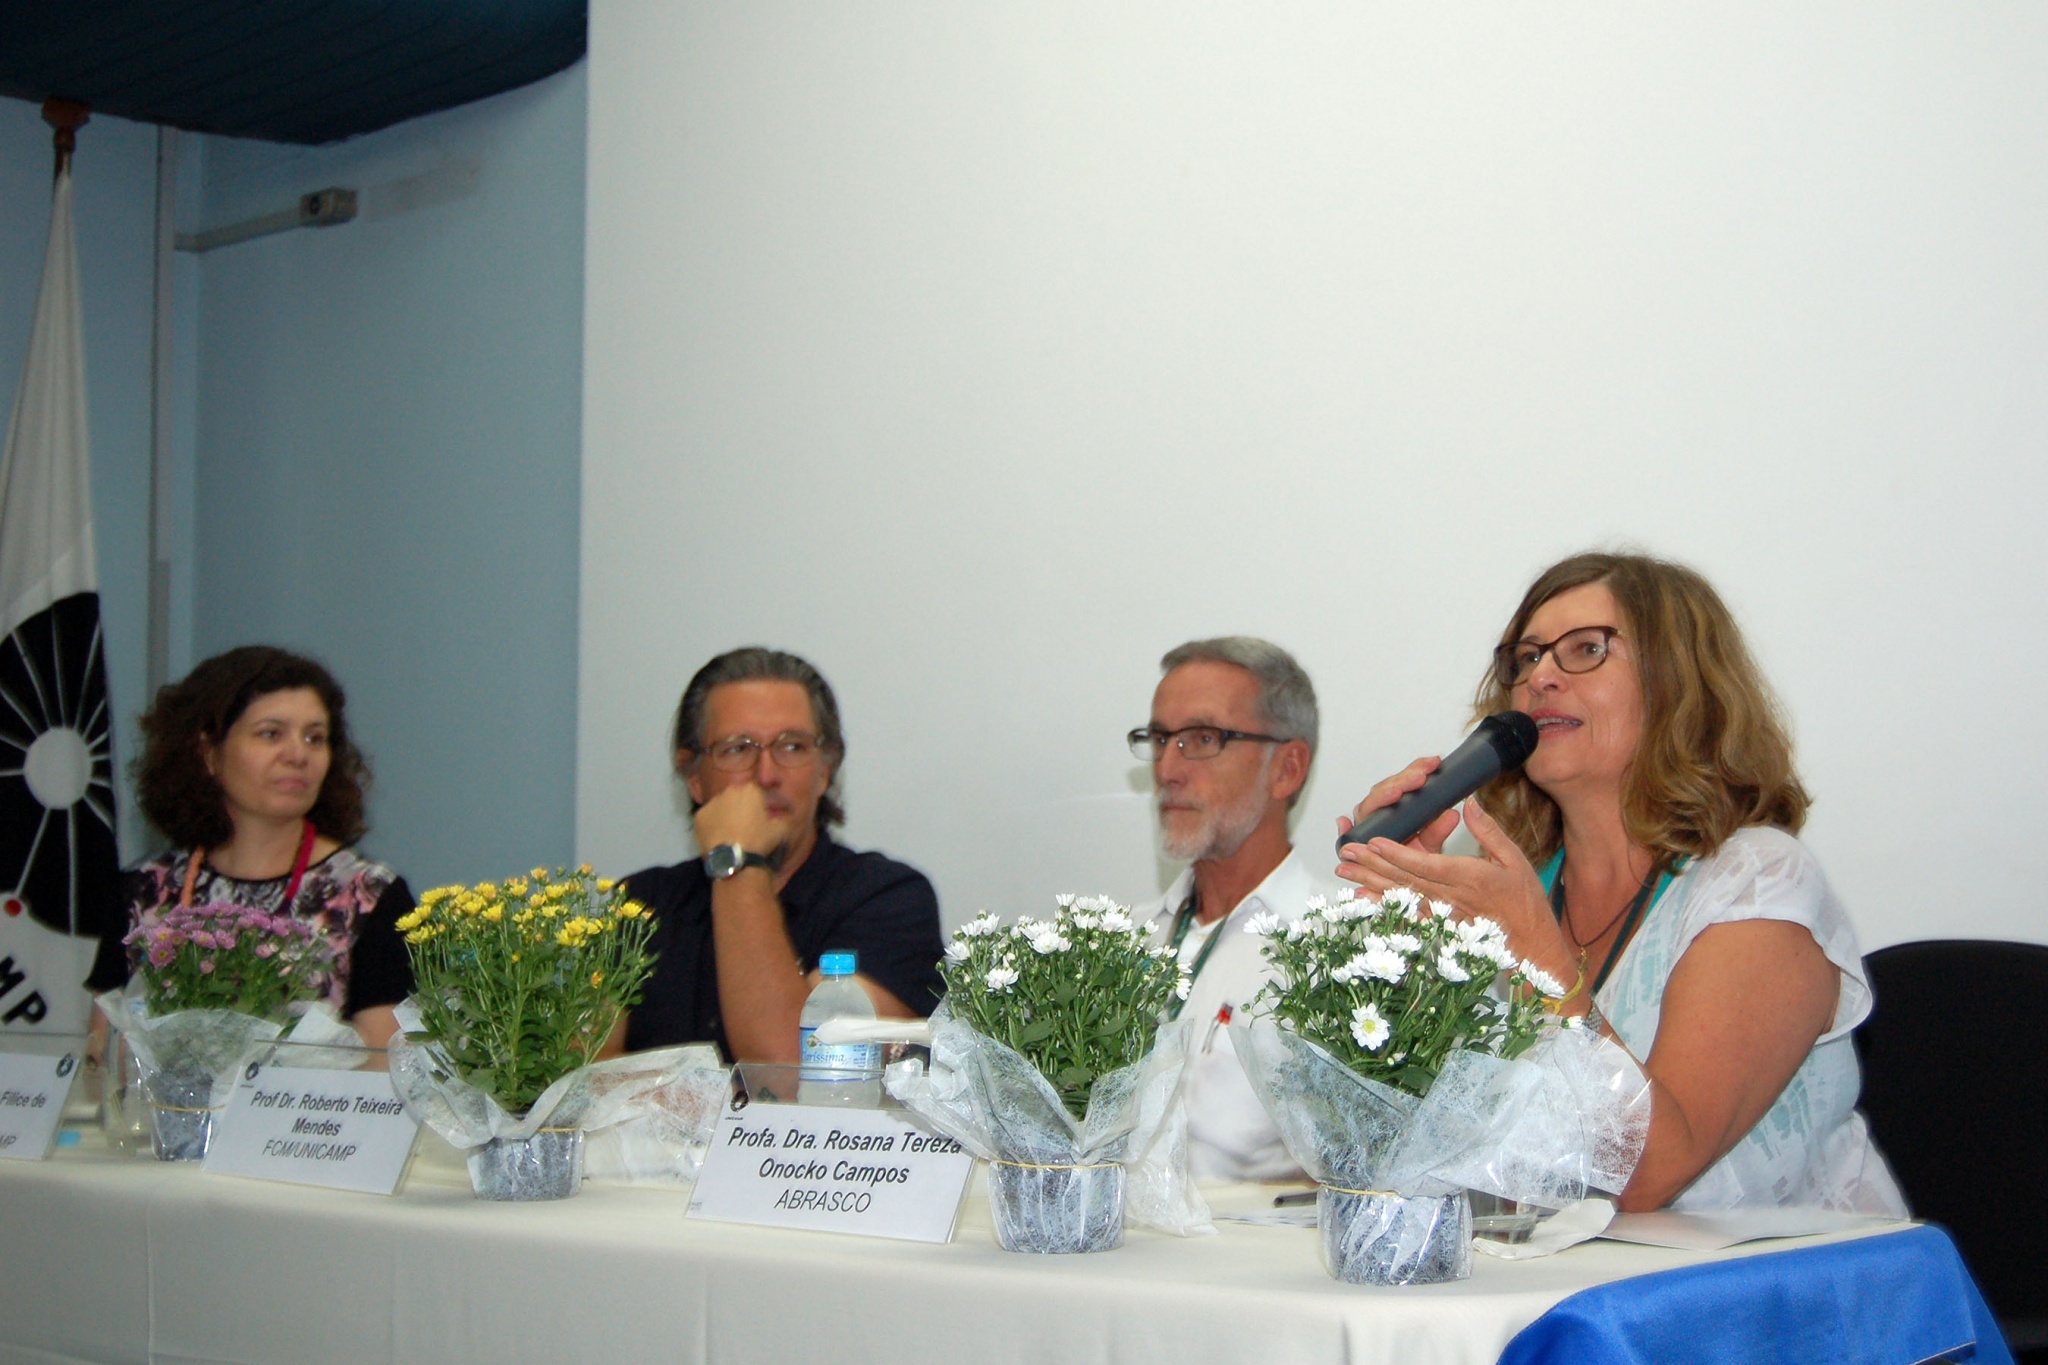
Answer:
[
  {"left": 1547, "top": 856, "right": 1672, "bottom": 996},
  {"left": 1164, "top": 890, "right": 1225, "bottom": 1021}
]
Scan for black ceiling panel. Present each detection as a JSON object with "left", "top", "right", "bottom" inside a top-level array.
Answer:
[{"left": 0, "top": 0, "right": 586, "bottom": 145}]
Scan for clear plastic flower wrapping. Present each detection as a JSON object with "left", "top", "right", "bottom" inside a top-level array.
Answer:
[
  {"left": 386, "top": 1001, "right": 730, "bottom": 1186},
  {"left": 1232, "top": 1016, "right": 1651, "bottom": 1282},
  {"left": 98, "top": 989, "right": 365, "bottom": 1159},
  {"left": 1234, "top": 1016, "right": 1649, "bottom": 1202},
  {"left": 98, "top": 989, "right": 299, "bottom": 1104},
  {"left": 885, "top": 1002, "right": 1214, "bottom": 1246}
]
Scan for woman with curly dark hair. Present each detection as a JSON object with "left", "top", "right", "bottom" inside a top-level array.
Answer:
[{"left": 87, "top": 647, "right": 413, "bottom": 1046}]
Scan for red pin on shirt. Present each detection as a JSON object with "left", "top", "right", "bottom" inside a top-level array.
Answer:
[{"left": 1203, "top": 1002, "right": 1234, "bottom": 1053}]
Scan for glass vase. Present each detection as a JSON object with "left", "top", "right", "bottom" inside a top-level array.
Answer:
[
  {"left": 141, "top": 1064, "right": 218, "bottom": 1162},
  {"left": 988, "top": 1160, "right": 1125, "bottom": 1253},
  {"left": 466, "top": 1128, "right": 585, "bottom": 1200},
  {"left": 1319, "top": 1186, "right": 1471, "bottom": 1285}
]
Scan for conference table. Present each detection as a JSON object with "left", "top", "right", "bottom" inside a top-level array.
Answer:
[{"left": 0, "top": 1131, "right": 2009, "bottom": 1365}]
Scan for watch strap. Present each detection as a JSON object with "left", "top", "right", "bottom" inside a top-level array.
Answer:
[{"left": 704, "top": 843, "right": 771, "bottom": 879}]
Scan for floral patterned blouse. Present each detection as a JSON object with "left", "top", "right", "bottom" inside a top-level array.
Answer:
[{"left": 88, "top": 846, "right": 415, "bottom": 1019}]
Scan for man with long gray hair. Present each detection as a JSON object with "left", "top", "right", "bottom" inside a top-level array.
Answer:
[
  {"left": 1128, "top": 636, "right": 1326, "bottom": 1179},
  {"left": 610, "top": 647, "right": 943, "bottom": 1065}
]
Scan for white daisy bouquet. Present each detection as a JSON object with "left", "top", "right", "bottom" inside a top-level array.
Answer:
[
  {"left": 1232, "top": 887, "right": 1651, "bottom": 1286},
  {"left": 1245, "top": 887, "right": 1551, "bottom": 1096},
  {"left": 936, "top": 896, "right": 1187, "bottom": 1118},
  {"left": 887, "top": 896, "right": 1211, "bottom": 1253}
]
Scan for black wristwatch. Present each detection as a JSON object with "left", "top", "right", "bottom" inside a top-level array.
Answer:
[{"left": 702, "top": 843, "right": 771, "bottom": 880}]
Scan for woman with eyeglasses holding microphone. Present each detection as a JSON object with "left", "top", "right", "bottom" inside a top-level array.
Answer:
[{"left": 1336, "top": 551, "right": 1904, "bottom": 1214}]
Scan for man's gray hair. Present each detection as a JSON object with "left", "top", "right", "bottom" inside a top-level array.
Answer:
[
  {"left": 1159, "top": 636, "right": 1319, "bottom": 755},
  {"left": 671, "top": 646, "right": 846, "bottom": 829}
]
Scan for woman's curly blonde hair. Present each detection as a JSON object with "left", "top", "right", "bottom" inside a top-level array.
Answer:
[{"left": 1473, "top": 551, "right": 1808, "bottom": 869}]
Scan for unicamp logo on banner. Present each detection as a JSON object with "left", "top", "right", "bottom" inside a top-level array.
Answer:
[{"left": 689, "top": 1104, "right": 974, "bottom": 1243}]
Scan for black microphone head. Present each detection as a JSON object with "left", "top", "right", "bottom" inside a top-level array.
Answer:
[{"left": 1477, "top": 710, "right": 1540, "bottom": 771}]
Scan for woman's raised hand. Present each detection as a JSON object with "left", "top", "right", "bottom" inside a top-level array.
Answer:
[
  {"left": 1334, "top": 755, "right": 1462, "bottom": 857},
  {"left": 1337, "top": 796, "right": 1572, "bottom": 981}
]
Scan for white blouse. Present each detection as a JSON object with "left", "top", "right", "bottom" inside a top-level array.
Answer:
[{"left": 1591, "top": 826, "right": 1907, "bottom": 1214}]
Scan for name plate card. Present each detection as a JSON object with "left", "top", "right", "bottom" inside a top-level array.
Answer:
[
  {"left": 202, "top": 1061, "right": 420, "bottom": 1195},
  {"left": 0, "top": 1051, "right": 78, "bottom": 1161},
  {"left": 689, "top": 1103, "right": 974, "bottom": 1243}
]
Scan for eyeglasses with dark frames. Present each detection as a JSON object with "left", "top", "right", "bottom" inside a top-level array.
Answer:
[
  {"left": 1127, "top": 725, "right": 1288, "bottom": 762},
  {"left": 1492, "top": 626, "right": 1622, "bottom": 689}
]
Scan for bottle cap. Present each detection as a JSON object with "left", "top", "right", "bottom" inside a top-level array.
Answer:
[{"left": 820, "top": 950, "right": 857, "bottom": 976}]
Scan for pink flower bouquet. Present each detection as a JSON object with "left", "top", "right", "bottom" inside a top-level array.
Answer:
[
  {"left": 125, "top": 901, "right": 329, "bottom": 1022},
  {"left": 102, "top": 902, "right": 335, "bottom": 1160}
]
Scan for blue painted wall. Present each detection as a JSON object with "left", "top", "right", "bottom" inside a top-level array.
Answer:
[
  {"left": 189, "top": 65, "right": 586, "bottom": 889},
  {"left": 0, "top": 61, "right": 586, "bottom": 889}
]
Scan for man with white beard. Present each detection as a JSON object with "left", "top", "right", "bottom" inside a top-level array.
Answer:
[{"left": 1129, "top": 637, "right": 1323, "bottom": 1181}]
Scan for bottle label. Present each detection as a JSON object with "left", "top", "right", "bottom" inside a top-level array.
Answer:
[{"left": 798, "top": 1028, "right": 880, "bottom": 1081}]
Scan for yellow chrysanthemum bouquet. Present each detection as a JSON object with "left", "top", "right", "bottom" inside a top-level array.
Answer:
[
  {"left": 389, "top": 865, "right": 728, "bottom": 1202},
  {"left": 396, "top": 866, "right": 656, "bottom": 1114}
]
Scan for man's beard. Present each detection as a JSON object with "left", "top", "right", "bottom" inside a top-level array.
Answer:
[{"left": 1156, "top": 753, "right": 1273, "bottom": 863}]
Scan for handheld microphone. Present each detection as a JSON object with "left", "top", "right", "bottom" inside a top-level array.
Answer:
[{"left": 1334, "top": 711, "right": 1540, "bottom": 852}]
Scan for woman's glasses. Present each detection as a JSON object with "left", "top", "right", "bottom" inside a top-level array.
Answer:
[{"left": 1492, "top": 626, "right": 1621, "bottom": 689}]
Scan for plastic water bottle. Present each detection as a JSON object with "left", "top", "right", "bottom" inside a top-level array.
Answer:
[{"left": 799, "top": 950, "right": 882, "bottom": 1108}]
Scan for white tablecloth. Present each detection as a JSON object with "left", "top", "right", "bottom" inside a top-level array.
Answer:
[{"left": 0, "top": 1134, "right": 1910, "bottom": 1365}]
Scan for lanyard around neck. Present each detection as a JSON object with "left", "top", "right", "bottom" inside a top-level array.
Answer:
[
  {"left": 1165, "top": 889, "right": 1227, "bottom": 1020},
  {"left": 1548, "top": 855, "right": 1669, "bottom": 997},
  {"left": 180, "top": 819, "right": 318, "bottom": 910}
]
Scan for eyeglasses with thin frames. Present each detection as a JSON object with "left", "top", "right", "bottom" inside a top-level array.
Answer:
[
  {"left": 1493, "top": 626, "right": 1622, "bottom": 690},
  {"left": 699, "top": 731, "right": 829, "bottom": 772},
  {"left": 1127, "top": 725, "right": 1287, "bottom": 762}
]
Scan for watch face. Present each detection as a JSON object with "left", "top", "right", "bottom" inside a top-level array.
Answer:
[{"left": 704, "top": 843, "right": 765, "bottom": 879}]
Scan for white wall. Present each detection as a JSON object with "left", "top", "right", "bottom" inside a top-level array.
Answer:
[
  {"left": 189, "top": 65, "right": 588, "bottom": 890},
  {"left": 581, "top": 4, "right": 2048, "bottom": 950}
]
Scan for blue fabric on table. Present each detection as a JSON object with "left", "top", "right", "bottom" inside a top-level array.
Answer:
[{"left": 1498, "top": 1225, "right": 2013, "bottom": 1365}]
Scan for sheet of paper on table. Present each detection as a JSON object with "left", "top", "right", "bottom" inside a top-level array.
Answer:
[
  {"left": 1215, "top": 1195, "right": 1621, "bottom": 1257},
  {"left": 1599, "top": 1206, "right": 1898, "bottom": 1250},
  {"left": 1472, "top": 1197, "right": 1616, "bottom": 1259},
  {"left": 1215, "top": 1206, "right": 1318, "bottom": 1227},
  {"left": 1214, "top": 1199, "right": 1895, "bottom": 1258}
]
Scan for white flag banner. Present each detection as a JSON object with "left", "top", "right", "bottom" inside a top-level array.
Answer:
[{"left": 0, "top": 165, "right": 121, "bottom": 1035}]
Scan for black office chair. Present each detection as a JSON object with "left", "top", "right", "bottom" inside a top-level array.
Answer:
[{"left": 1855, "top": 939, "right": 2048, "bottom": 1364}]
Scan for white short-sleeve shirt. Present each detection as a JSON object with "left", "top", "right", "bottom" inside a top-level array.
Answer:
[
  {"left": 1142, "top": 848, "right": 1327, "bottom": 1182},
  {"left": 1590, "top": 827, "right": 1907, "bottom": 1214}
]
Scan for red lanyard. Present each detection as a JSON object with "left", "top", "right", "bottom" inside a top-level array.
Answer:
[{"left": 179, "top": 820, "right": 318, "bottom": 910}]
